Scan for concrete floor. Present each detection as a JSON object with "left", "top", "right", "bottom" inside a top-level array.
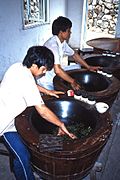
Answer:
[
  {"left": 0, "top": 91, "right": 120, "bottom": 180},
  {"left": 85, "top": 90, "right": 120, "bottom": 180},
  {"left": 95, "top": 91, "right": 120, "bottom": 180}
]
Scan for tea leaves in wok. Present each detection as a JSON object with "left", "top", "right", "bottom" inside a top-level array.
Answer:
[{"left": 53, "top": 123, "right": 92, "bottom": 141}]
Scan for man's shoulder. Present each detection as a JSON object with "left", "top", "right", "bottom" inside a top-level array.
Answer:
[
  {"left": 44, "top": 36, "right": 57, "bottom": 45},
  {"left": 6, "top": 62, "right": 22, "bottom": 72}
]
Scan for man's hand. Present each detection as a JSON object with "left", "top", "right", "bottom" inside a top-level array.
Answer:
[
  {"left": 57, "top": 124, "right": 77, "bottom": 140},
  {"left": 46, "top": 90, "right": 65, "bottom": 98},
  {"left": 37, "top": 85, "right": 64, "bottom": 98},
  {"left": 70, "top": 80, "right": 80, "bottom": 91},
  {"left": 88, "top": 66, "right": 103, "bottom": 72}
]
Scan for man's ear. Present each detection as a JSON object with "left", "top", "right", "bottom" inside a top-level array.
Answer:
[
  {"left": 31, "top": 64, "right": 38, "bottom": 69},
  {"left": 40, "top": 66, "right": 46, "bottom": 70},
  {"left": 40, "top": 66, "right": 47, "bottom": 73}
]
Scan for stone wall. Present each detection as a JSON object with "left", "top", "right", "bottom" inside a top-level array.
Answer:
[{"left": 87, "top": 0, "right": 119, "bottom": 35}]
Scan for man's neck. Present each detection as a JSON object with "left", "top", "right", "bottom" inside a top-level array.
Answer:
[{"left": 58, "top": 34, "right": 64, "bottom": 43}]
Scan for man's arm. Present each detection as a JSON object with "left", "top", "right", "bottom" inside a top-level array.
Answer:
[
  {"left": 72, "top": 52, "right": 101, "bottom": 71},
  {"left": 37, "top": 85, "right": 64, "bottom": 98},
  {"left": 35, "top": 104, "right": 76, "bottom": 139},
  {"left": 54, "top": 64, "right": 80, "bottom": 90}
]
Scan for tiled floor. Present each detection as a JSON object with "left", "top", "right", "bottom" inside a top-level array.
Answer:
[{"left": 0, "top": 91, "right": 120, "bottom": 180}]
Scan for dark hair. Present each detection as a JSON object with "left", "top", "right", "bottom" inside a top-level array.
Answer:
[
  {"left": 23, "top": 46, "right": 54, "bottom": 71},
  {"left": 52, "top": 16, "right": 72, "bottom": 35}
]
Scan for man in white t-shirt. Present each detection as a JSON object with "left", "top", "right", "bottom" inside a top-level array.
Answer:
[
  {"left": 0, "top": 46, "right": 76, "bottom": 180},
  {"left": 37, "top": 16, "right": 101, "bottom": 90}
]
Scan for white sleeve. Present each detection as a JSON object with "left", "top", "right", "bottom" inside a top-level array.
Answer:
[
  {"left": 64, "top": 42, "right": 74, "bottom": 56},
  {"left": 50, "top": 46, "right": 61, "bottom": 65},
  {"left": 23, "top": 76, "right": 44, "bottom": 107},
  {"left": 46, "top": 45, "right": 60, "bottom": 65}
]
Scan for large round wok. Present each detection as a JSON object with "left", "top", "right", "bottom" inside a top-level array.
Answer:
[
  {"left": 84, "top": 55, "right": 120, "bottom": 80},
  {"left": 53, "top": 69, "right": 120, "bottom": 106},
  {"left": 87, "top": 37, "right": 120, "bottom": 53},
  {"left": 84, "top": 55, "right": 120, "bottom": 68},
  {"left": 15, "top": 97, "right": 112, "bottom": 180}
]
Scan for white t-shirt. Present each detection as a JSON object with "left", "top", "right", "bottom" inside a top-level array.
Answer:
[
  {"left": 0, "top": 63, "right": 44, "bottom": 136},
  {"left": 37, "top": 36, "right": 77, "bottom": 89},
  {"left": 44, "top": 35, "right": 74, "bottom": 65}
]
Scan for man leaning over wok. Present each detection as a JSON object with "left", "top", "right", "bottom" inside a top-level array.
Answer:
[{"left": 0, "top": 46, "right": 77, "bottom": 180}]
